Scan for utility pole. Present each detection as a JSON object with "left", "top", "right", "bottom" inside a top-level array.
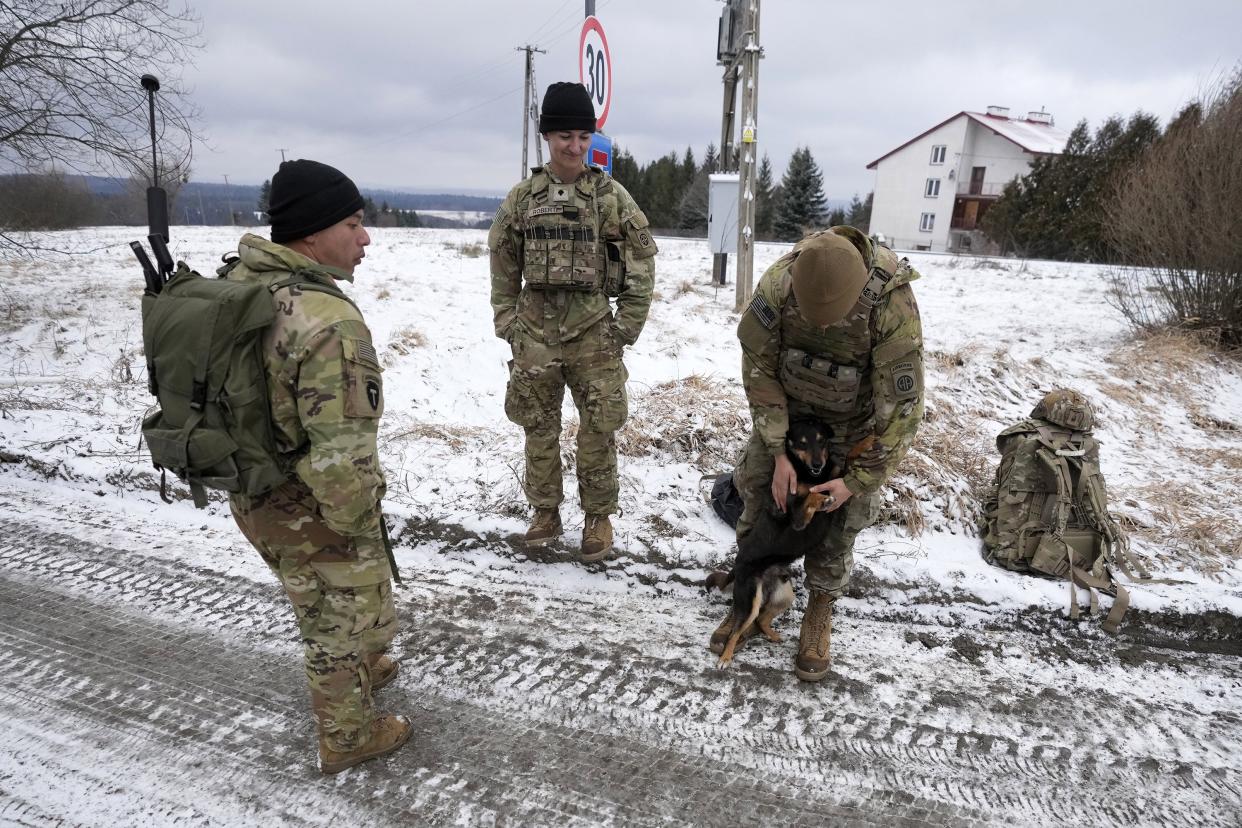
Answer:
[
  {"left": 734, "top": 0, "right": 761, "bottom": 311},
  {"left": 517, "top": 45, "right": 546, "bottom": 179},
  {"left": 222, "top": 174, "right": 235, "bottom": 226},
  {"left": 277, "top": 148, "right": 288, "bottom": 163}
]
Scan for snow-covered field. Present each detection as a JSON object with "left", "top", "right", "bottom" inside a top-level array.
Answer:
[{"left": 2, "top": 226, "right": 1239, "bottom": 617}]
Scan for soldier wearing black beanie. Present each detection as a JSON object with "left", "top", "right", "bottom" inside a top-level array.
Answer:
[
  {"left": 538, "top": 82, "right": 597, "bottom": 134},
  {"left": 268, "top": 159, "right": 366, "bottom": 243}
]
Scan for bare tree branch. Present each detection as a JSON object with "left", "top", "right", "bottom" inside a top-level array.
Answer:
[{"left": 1, "top": 0, "right": 202, "bottom": 253}]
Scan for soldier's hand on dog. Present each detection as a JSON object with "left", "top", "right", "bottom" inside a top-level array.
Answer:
[
  {"left": 809, "top": 478, "right": 852, "bottom": 513},
  {"left": 771, "top": 453, "right": 799, "bottom": 511}
]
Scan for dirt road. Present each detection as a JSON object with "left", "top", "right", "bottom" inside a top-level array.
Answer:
[{"left": 0, "top": 491, "right": 1238, "bottom": 827}]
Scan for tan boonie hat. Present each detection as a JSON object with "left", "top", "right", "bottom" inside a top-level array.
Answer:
[{"left": 790, "top": 233, "right": 870, "bottom": 327}]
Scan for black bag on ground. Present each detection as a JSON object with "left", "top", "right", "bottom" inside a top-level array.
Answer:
[{"left": 709, "top": 471, "right": 745, "bottom": 528}]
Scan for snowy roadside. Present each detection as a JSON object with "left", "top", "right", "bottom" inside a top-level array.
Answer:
[{"left": 1, "top": 226, "right": 1240, "bottom": 628}]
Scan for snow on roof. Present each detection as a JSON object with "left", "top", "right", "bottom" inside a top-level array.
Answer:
[
  {"left": 965, "top": 110, "right": 1070, "bottom": 155},
  {"left": 866, "top": 110, "right": 1072, "bottom": 169}
]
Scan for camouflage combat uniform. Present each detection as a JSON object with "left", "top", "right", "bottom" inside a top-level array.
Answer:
[
  {"left": 489, "top": 164, "right": 657, "bottom": 515},
  {"left": 224, "top": 233, "right": 395, "bottom": 752},
  {"left": 735, "top": 226, "right": 925, "bottom": 597}
]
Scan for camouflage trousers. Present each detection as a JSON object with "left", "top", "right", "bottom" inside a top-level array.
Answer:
[
  {"left": 734, "top": 432, "right": 880, "bottom": 598},
  {"left": 230, "top": 477, "right": 397, "bottom": 752},
  {"left": 504, "top": 318, "right": 628, "bottom": 515}
]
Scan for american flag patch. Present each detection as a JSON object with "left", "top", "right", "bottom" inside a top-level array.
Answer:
[
  {"left": 356, "top": 340, "right": 379, "bottom": 368},
  {"left": 750, "top": 294, "right": 777, "bottom": 329}
]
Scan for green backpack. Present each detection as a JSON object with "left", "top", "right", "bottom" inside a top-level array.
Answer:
[
  {"left": 140, "top": 259, "right": 343, "bottom": 508},
  {"left": 982, "top": 389, "right": 1147, "bottom": 633}
]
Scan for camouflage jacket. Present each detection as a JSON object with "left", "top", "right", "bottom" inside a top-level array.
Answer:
[
  {"left": 489, "top": 164, "right": 656, "bottom": 346},
  {"left": 226, "top": 233, "right": 386, "bottom": 538},
  {"left": 737, "top": 227, "right": 925, "bottom": 496}
]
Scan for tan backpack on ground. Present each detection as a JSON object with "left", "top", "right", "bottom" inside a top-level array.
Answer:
[{"left": 983, "top": 389, "right": 1149, "bottom": 633}]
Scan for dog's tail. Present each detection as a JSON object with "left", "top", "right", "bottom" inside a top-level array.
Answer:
[{"left": 718, "top": 580, "right": 765, "bottom": 667}]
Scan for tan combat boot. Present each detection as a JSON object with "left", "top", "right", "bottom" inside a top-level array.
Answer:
[
  {"left": 318, "top": 714, "right": 412, "bottom": 775},
  {"left": 580, "top": 514, "right": 613, "bottom": 562},
  {"left": 794, "top": 592, "right": 834, "bottom": 682},
  {"left": 368, "top": 654, "right": 400, "bottom": 691},
  {"left": 524, "top": 508, "right": 563, "bottom": 547}
]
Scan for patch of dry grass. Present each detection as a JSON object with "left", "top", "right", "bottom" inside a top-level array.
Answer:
[
  {"left": 1107, "top": 329, "right": 1212, "bottom": 381},
  {"left": 675, "top": 280, "right": 695, "bottom": 298},
  {"left": 458, "top": 242, "right": 485, "bottom": 258},
  {"left": 387, "top": 326, "right": 427, "bottom": 355},
  {"left": 606, "top": 374, "right": 748, "bottom": 469},
  {"left": 1121, "top": 481, "right": 1242, "bottom": 569},
  {"left": 884, "top": 394, "right": 995, "bottom": 537},
  {"left": 387, "top": 422, "right": 489, "bottom": 453}
]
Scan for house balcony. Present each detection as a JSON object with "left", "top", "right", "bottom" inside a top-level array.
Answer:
[{"left": 955, "top": 180, "right": 1005, "bottom": 197}]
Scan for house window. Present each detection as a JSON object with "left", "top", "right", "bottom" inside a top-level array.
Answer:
[
  {"left": 930, "top": 145, "right": 947, "bottom": 164},
  {"left": 924, "top": 178, "right": 941, "bottom": 197},
  {"left": 920, "top": 212, "right": 935, "bottom": 232}
]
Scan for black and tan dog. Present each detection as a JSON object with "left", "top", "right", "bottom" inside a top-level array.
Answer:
[{"left": 709, "top": 417, "right": 838, "bottom": 666}]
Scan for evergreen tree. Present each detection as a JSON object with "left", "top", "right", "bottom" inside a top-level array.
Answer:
[
  {"left": 641, "top": 152, "right": 683, "bottom": 228},
  {"left": 258, "top": 178, "right": 271, "bottom": 224},
  {"left": 681, "top": 147, "right": 697, "bottom": 190},
  {"left": 849, "top": 192, "right": 879, "bottom": 233},
  {"left": 826, "top": 206, "right": 846, "bottom": 227},
  {"left": 611, "top": 147, "right": 642, "bottom": 203},
  {"left": 702, "top": 143, "right": 719, "bottom": 174},
  {"left": 845, "top": 193, "right": 867, "bottom": 230},
  {"left": 755, "top": 153, "right": 775, "bottom": 239},
  {"left": 678, "top": 169, "right": 709, "bottom": 233},
  {"left": 981, "top": 114, "right": 1161, "bottom": 261},
  {"left": 773, "top": 146, "right": 827, "bottom": 241},
  {"left": 363, "top": 196, "right": 379, "bottom": 224}
]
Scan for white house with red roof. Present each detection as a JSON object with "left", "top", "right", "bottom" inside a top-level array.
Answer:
[{"left": 866, "top": 106, "right": 1071, "bottom": 253}]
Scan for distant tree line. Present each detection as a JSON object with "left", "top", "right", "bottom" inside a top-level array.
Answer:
[{"left": 612, "top": 143, "right": 871, "bottom": 242}]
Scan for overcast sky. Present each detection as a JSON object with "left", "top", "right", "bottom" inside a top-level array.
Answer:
[{"left": 179, "top": 0, "right": 1241, "bottom": 200}]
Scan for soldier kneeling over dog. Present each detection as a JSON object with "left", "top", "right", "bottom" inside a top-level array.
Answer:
[
  {"left": 226, "top": 160, "right": 410, "bottom": 773},
  {"left": 719, "top": 227, "right": 925, "bottom": 681}
]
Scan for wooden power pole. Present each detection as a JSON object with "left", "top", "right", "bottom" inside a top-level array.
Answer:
[
  {"left": 518, "top": 45, "right": 546, "bottom": 179},
  {"left": 734, "top": 0, "right": 761, "bottom": 311}
]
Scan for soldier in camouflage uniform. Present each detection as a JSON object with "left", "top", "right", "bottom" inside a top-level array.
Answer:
[
  {"left": 225, "top": 160, "right": 410, "bottom": 773},
  {"left": 489, "top": 82, "right": 657, "bottom": 562},
  {"left": 713, "top": 227, "right": 925, "bottom": 681}
]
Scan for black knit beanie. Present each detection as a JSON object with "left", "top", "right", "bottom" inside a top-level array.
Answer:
[
  {"left": 268, "top": 159, "right": 365, "bottom": 243},
  {"left": 538, "top": 82, "right": 596, "bottom": 134}
]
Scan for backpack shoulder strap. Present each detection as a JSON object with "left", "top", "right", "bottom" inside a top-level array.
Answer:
[{"left": 269, "top": 268, "right": 362, "bottom": 316}]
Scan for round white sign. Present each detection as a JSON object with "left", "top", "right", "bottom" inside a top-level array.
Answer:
[{"left": 578, "top": 16, "right": 612, "bottom": 130}]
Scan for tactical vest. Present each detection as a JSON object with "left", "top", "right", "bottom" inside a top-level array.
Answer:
[
  {"left": 520, "top": 170, "right": 619, "bottom": 294},
  {"left": 778, "top": 242, "right": 901, "bottom": 420},
  {"left": 141, "top": 260, "right": 351, "bottom": 508},
  {"left": 982, "top": 418, "right": 1145, "bottom": 633}
]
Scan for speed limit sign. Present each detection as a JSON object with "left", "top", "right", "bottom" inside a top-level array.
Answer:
[{"left": 579, "top": 16, "right": 612, "bottom": 130}]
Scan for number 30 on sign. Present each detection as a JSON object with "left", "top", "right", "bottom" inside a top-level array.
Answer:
[{"left": 579, "top": 16, "right": 612, "bottom": 131}]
